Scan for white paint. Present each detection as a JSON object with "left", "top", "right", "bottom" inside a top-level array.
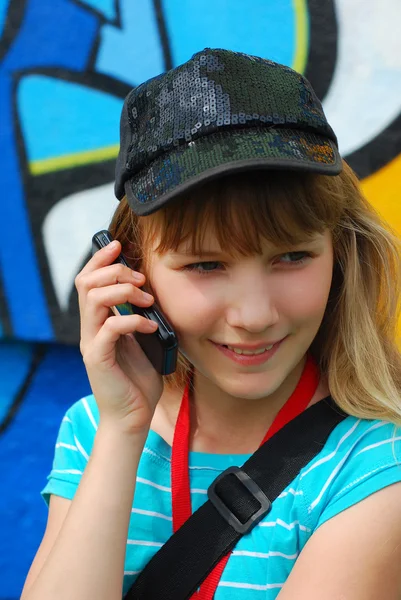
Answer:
[
  {"left": 42, "top": 182, "right": 118, "bottom": 311},
  {"left": 322, "top": 0, "right": 401, "bottom": 156}
]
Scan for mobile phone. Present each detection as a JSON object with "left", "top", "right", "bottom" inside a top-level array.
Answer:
[{"left": 91, "top": 230, "right": 178, "bottom": 375}]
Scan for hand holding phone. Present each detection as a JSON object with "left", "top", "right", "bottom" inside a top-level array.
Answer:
[{"left": 91, "top": 230, "right": 178, "bottom": 376}]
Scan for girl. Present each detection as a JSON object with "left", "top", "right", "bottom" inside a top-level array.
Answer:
[{"left": 22, "top": 49, "right": 401, "bottom": 600}]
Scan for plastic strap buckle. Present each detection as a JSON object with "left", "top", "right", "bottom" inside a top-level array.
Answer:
[{"left": 207, "top": 466, "right": 272, "bottom": 534}]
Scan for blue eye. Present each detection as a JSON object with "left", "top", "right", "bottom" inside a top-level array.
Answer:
[
  {"left": 279, "top": 251, "right": 312, "bottom": 265},
  {"left": 183, "top": 252, "right": 312, "bottom": 276},
  {"left": 183, "top": 261, "right": 222, "bottom": 275}
]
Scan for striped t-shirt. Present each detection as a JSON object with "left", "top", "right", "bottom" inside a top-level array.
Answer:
[{"left": 41, "top": 393, "right": 401, "bottom": 598}]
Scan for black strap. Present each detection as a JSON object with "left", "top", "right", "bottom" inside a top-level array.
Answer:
[{"left": 126, "top": 396, "right": 347, "bottom": 599}]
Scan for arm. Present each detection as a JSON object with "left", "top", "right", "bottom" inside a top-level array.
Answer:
[
  {"left": 277, "top": 481, "right": 401, "bottom": 600},
  {"left": 21, "top": 422, "right": 147, "bottom": 600},
  {"left": 21, "top": 239, "right": 164, "bottom": 599}
]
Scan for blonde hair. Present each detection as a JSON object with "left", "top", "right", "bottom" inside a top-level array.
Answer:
[{"left": 109, "top": 160, "right": 401, "bottom": 429}]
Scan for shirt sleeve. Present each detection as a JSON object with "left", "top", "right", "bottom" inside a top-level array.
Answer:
[
  {"left": 40, "top": 395, "right": 99, "bottom": 506},
  {"left": 302, "top": 418, "right": 401, "bottom": 531}
]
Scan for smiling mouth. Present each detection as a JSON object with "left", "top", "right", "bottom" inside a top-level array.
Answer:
[
  {"left": 210, "top": 338, "right": 286, "bottom": 365},
  {"left": 219, "top": 344, "right": 274, "bottom": 355}
]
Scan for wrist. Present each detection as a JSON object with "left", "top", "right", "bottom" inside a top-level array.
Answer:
[{"left": 97, "top": 416, "right": 150, "bottom": 452}]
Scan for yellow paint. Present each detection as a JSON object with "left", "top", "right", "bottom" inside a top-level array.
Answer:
[
  {"left": 292, "top": 0, "right": 309, "bottom": 74},
  {"left": 361, "top": 153, "right": 401, "bottom": 342},
  {"left": 29, "top": 144, "right": 120, "bottom": 175},
  {"left": 361, "top": 153, "right": 401, "bottom": 236}
]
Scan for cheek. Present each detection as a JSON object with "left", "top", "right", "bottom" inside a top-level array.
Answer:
[
  {"left": 277, "top": 259, "right": 333, "bottom": 321},
  {"left": 150, "top": 272, "right": 219, "bottom": 337}
]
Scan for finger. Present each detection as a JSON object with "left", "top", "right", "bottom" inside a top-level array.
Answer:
[
  {"left": 83, "top": 314, "right": 158, "bottom": 367},
  {"left": 76, "top": 241, "right": 125, "bottom": 314},
  {"left": 77, "top": 240, "right": 123, "bottom": 280},
  {"left": 81, "top": 284, "right": 154, "bottom": 348},
  {"left": 79, "top": 263, "right": 145, "bottom": 290},
  {"left": 76, "top": 262, "right": 145, "bottom": 313}
]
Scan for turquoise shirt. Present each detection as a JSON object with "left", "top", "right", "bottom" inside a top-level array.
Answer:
[{"left": 41, "top": 394, "right": 401, "bottom": 598}]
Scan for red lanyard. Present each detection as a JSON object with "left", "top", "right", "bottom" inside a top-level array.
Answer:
[{"left": 171, "top": 354, "right": 320, "bottom": 599}]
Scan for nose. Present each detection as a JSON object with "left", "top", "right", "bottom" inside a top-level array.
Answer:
[{"left": 225, "top": 279, "right": 279, "bottom": 333}]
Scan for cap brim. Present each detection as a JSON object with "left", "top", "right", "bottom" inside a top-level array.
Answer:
[{"left": 124, "top": 126, "right": 342, "bottom": 216}]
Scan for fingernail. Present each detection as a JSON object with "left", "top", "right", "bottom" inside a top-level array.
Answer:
[
  {"left": 107, "top": 241, "right": 118, "bottom": 250},
  {"left": 132, "top": 271, "right": 144, "bottom": 280}
]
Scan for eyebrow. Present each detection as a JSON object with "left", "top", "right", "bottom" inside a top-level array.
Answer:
[
  {"left": 173, "top": 249, "right": 226, "bottom": 257},
  {"left": 173, "top": 238, "right": 323, "bottom": 258}
]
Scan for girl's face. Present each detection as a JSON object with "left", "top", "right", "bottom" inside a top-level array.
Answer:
[{"left": 148, "top": 227, "right": 334, "bottom": 401}]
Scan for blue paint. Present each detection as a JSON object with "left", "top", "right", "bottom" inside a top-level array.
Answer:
[
  {"left": 18, "top": 76, "right": 123, "bottom": 161},
  {"left": 96, "top": 0, "right": 164, "bottom": 85},
  {"left": 163, "top": 0, "right": 296, "bottom": 68},
  {"left": 2, "top": 0, "right": 99, "bottom": 72},
  {"left": 0, "top": 342, "right": 34, "bottom": 423},
  {"left": 0, "top": 343, "right": 91, "bottom": 597},
  {"left": 79, "top": 0, "right": 116, "bottom": 21},
  {"left": 0, "top": 0, "right": 10, "bottom": 39},
  {"left": 0, "top": 0, "right": 99, "bottom": 340},
  {"left": 0, "top": 75, "right": 54, "bottom": 340}
]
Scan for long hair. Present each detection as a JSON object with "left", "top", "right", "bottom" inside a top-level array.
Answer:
[{"left": 109, "top": 160, "right": 401, "bottom": 428}]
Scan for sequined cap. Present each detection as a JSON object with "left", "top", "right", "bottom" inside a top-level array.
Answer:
[{"left": 115, "top": 48, "right": 342, "bottom": 216}]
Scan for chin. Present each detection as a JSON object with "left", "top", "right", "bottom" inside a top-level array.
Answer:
[{"left": 210, "top": 368, "right": 283, "bottom": 400}]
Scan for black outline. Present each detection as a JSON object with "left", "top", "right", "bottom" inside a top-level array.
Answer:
[
  {"left": 13, "top": 65, "right": 132, "bottom": 99},
  {"left": 0, "top": 0, "right": 28, "bottom": 63},
  {"left": 153, "top": 0, "right": 173, "bottom": 71},
  {"left": 72, "top": 0, "right": 120, "bottom": 27},
  {"left": 12, "top": 66, "right": 130, "bottom": 191},
  {"left": 304, "top": 0, "right": 338, "bottom": 103},
  {"left": 80, "top": 0, "right": 123, "bottom": 72},
  {"left": 29, "top": 158, "right": 117, "bottom": 344},
  {"left": 346, "top": 112, "right": 401, "bottom": 180},
  {"left": 0, "top": 343, "right": 46, "bottom": 435},
  {"left": 6, "top": 68, "right": 56, "bottom": 341},
  {"left": 0, "top": 267, "right": 13, "bottom": 337},
  {"left": 12, "top": 66, "right": 131, "bottom": 343},
  {"left": 86, "top": 27, "right": 103, "bottom": 72},
  {"left": 304, "top": 0, "right": 401, "bottom": 180}
]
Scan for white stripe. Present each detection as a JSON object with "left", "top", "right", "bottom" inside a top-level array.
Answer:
[
  {"left": 132, "top": 508, "right": 172, "bottom": 521},
  {"left": 124, "top": 571, "right": 141, "bottom": 576},
  {"left": 218, "top": 581, "right": 284, "bottom": 591},
  {"left": 62, "top": 416, "right": 72, "bottom": 424},
  {"left": 277, "top": 488, "right": 303, "bottom": 499},
  {"left": 143, "top": 447, "right": 221, "bottom": 471},
  {"left": 74, "top": 434, "right": 89, "bottom": 461},
  {"left": 143, "top": 446, "right": 171, "bottom": 462},
  {"left": 56, "top": 443, "right": 78, "bottom": 451},
  {"left": 189, "top": 465, "right": 223, "bottom": 472},
  {"left": 82, "top": 397, "right": 98, "bottom": 431},
  {"left": 259, "top": 518, "right": 311, "bottom": 533},
  {"left": 136, "top": 477, "right": 171, "bottom": 492},
  {"left": 232, "top": 550, "right": 298, "bottom": 560},
  {"left": 300, "top": 419, "right": 361, "bottom": 479},
  {"left": 333, "top": 462, "right": 399, "bottom": 498},
  {"left": 136, "top": 477, "right": 207, "bottom": 494},
  {"left": 144, "top": 446, "right": 241, "bottom": 474},
  {"left": 355, "top": 436, "right": 401, "bottom": 456},
  {"left": 51, "top": 468, "right": 83, "bottom": 475},
  {"left": 308, "top": 421, "right": 388, "bottom": 512},
  {"left": 127, "top": 539, "right": 164, "bottom": 547}
]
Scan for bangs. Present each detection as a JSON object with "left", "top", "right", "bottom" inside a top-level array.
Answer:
[{"left": 141, "top": 170, "right": 346, "bottom": 257}]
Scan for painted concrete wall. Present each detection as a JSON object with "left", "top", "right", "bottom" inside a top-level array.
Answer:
[{"left": 1, "top": 1, "right": 400, "bottom": 596}]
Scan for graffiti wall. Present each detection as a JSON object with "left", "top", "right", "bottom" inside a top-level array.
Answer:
[{"left": 1, "top": 0, "right": 400, "bottom": 596}]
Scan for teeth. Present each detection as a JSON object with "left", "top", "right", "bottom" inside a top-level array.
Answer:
[{"left": 226, "top": 345, "right": 274, "bottom": 355}]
